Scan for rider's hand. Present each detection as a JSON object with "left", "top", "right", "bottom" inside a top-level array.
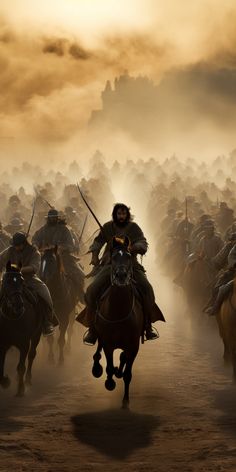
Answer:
[{"left": 90, "top": 253, "right": 99, "bottom": 266}]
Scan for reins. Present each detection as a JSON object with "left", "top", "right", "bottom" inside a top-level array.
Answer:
[{"left": 96, "top": 286, "right": 135, "bottom": 325}]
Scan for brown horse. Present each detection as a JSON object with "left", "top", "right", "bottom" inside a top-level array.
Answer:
[
  {"left": 0, "top": 262, "right": 43, "bottom": 396},
  {"left": 40, "top": 248, "right": 83, "bottom": 365},
  {"left": 216, "top": 277, "right": 236, "bottom": 379},
  {"left": 92, "top": 237, "right": 145, "bottom": 409},
  {"left": 183, "top": 254, "right": 215, "bottom": 311}
]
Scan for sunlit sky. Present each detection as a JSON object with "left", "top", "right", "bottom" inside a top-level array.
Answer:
[
  {"left": 1, "top": 0, "right": 234, "bottom": 58},
  {"left": 0, "top": 0, "right": 236, "bottom": 160}
]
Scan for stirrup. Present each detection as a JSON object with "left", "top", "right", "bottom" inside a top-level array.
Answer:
[
  {"left": 145, "top": 326, "right": 160, "bottom": 341},
  {"left": 83, "top": 329, "right": 97, "bottom": 346},
  {"left": 43, "top": 325, "right": 55, "bottom": 337}
]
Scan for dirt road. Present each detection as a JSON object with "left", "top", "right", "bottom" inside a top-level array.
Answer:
[{"left": 0, "top": 277, "right": 236, "bottom": 472}]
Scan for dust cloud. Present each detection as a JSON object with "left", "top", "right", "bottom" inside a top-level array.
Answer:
[{"left": 0, "top": 1, "right": 235, "bottom": 164}]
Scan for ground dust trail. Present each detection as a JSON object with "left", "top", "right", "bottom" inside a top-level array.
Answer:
[{"left": 0, "top": 273, "right": 236, "bottom": 472}]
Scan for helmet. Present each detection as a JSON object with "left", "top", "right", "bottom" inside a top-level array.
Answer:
[
  {"left": 10, "top": 217, "right": 24, "bottom": 227},
  {"left": 64, "top": 206, "right": 76, "bottom": 216},
  {"left": 9, "top": 195, "right": 20, "bottom": 205},
  {"left": 47, "top": 208, "right": 59, "bottom": 219},
  {"left": 12, "top": 232, "right": 27, "bottom": 247},
  {"left": 203, "top": 219, "right": 215, "bottom": 229}
]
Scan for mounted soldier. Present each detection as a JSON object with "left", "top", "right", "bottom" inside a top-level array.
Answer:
[
  {"left": 0, "top": 223, "right": 11, "bottom": 252},
  {"left": 77, "top": 202, "right": 165, "bottom": 345},
  {"left": 32, "top": 209, "right": 84, "bottom": 301},
  {"left": 5, "top": 195, "right": 30, "bottom": 224},
  {"left": 4, "top": 217, "right": 25, "bottom": 236},
  {"left": 197, "top": 220, "right": 224, "bottom": 260},
  {"left": 204, "top": 244, "right": 236, "bottom": 316},
  {"left": 0, "top": 232, "right": 56, "bottom": 336}
]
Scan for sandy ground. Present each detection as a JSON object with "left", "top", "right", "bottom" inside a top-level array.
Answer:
[{"left": 0, "top": 275, "right": 236, "bottom": 472}]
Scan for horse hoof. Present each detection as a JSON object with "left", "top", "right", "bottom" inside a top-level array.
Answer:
[
  {"left": 0, "top": 376, "right": 11, "bottom": 389},
  {"left": 92, "top": 364, "right": 103, "bottom": 378},
  {"left": 105, "top": 379, "right": 116, "bottom": 391},
  {"left": 114, "top": 368, "right": 123, "bottom": 379}
]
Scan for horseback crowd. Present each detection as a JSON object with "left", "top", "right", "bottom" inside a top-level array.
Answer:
[
  {"left": 146, "top": 151, "right": 236, "bottom": 379},
  {"left": 0, "top": 157, "right": 165, "bottom": 405},
  {"left": 1, "top": 150, "right": 236, "bottom": 402}
]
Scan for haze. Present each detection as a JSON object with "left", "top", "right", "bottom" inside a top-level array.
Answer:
[{"left": 0, "top": 0, "right": 236, "bottom": 165}]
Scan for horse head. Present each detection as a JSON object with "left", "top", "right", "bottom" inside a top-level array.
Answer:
[
  {"left": 111, "top": 236, "right": 132, "bottom": 286},
  {"left": 0, "top": 261, "right": 25, "bottom": 320}
]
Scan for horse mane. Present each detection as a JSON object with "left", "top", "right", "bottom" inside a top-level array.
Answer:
[
  {"left": 112, "top": 236, "right": 131, "bottom": 252},
  {"left": 5, "top": 261, "right": 22, "bottom": 273}
]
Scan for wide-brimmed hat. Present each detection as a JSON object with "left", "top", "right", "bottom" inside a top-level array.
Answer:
[
  {"left": 46, "top": 208, "right": 58, "bottom": 219},
  {"left": 10, "top": 217, "right": 24, "bottom": 227},
  {"left": 12, "top": 232, "right": 27, "bottom": 247}
]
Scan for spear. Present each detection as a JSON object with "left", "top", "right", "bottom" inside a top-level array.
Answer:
[
  {"left": 76, "top": 183, "right": 103, "bottom": 233},
  {"left": 78, "top": 214, "right": 88, "bottom": 245},
  {"left": 26, "top": 197, "right": 36, "bottom": 238}
]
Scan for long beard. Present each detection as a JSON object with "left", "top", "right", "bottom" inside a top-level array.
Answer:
[{"left": 114, "top": 219, "right": 129, "bottom": 228}]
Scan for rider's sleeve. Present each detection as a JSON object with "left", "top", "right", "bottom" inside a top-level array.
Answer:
[
  {"left": 58, "top": 226, "right": 75, "bottom": 252},
  {"left": 89, "top": 233, "right": 105, "bottom": 254},
  {"left": 32, "top": 229, "right": 42, "bottom": 249},
  {"left": 130, "top": 223, "right": 148, "bottom": 255},
  {"left": 89, "top": 224, "right": 108, "bottom": 254},
  {"left": 0, "top": 249, "right": 9, "bottom": 273},
  {"left": 29, "top": 249, "right": 41, "bottom": 275}
]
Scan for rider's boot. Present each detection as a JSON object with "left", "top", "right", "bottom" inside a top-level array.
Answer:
[
  {"left": 145, "top": 321, "right": 159, "bottom": 340},
  {"left": 43, "top": 307, "right": 57, "bottom": 337}
]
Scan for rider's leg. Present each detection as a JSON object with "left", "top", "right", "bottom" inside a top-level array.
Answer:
[
  {"left": 62, "top": 254, "right": 85, "bottom": 302},
  {"left": 206, "top": 280, "right": 234, "bottom": 316},
  {"left": 133, "top": 269, "right": 160, "bottom": 340},
  {"left": 27, "top": 278, "right": 57, "bottom": 336},
  {"left": 203, "top": 285, "right": 219, "bottom": 313},
  {"left": 83, "top": 266, "right": 111, "bottom": 345}
]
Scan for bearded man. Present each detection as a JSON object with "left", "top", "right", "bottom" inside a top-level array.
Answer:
[{"left": 78, "top": 203, "right": 165, "bottom": 345}]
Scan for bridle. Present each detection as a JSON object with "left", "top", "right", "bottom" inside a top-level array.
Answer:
[
  {"left": 0, "top": 271, "right": 25, "bottom": 320},
  {"left": 97, "top": 246, "right": 135, "bottom": 324}
]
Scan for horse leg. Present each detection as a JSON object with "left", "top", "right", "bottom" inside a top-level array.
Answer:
[
  {"left": 104, "top": 349, "right": 116, "bottom": 391},
  {"left": 65, "top": 311, "right": 74, "bottom": 355},
  {"left": 223, "top": 341, "right": 231, "bottom": 365},
  {"left": 122, "top": 351, "right": 137, "bottom": 409},
  {"left": 232, "top": 350, "right": 236, "bottom": 382},
  {"left": 115, "top": 351, "right": 126, "bottom": 379},
  {"left": 16, "top": 344, "right": 29, "bottom": 397},
  {"left": 26, "top": 333, "right": 41, "bottom": 386},
  {"left": 0, "top": 347, "right": 10, "bottom": 389},
  {"left": 58, "top": 323, "right": 67, "bottom": 366},
  {"left": 92, "top": 342, "right": 103, "bottom": 378},
  {"left": 47, "top": 335, "right": 55, "bottom": 364}
]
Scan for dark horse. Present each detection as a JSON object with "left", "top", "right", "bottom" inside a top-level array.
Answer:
[
  {"left": 40, "top": 248, "right": 80, "bottom": 365},
  {"left": 0, "top": 262, "right": 43, "bottom": 396},
  {"left": 92, "top": 237, "right": 144, "bottom": 409}
]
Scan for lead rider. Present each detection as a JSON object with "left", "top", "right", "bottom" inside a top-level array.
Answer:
[{"left": 80, "top": 203, "right": 165, "bottom": 345}]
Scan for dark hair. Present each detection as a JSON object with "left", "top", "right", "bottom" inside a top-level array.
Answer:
[{"left": 112, "top": 203, "right": 132, "bottom": 222}]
